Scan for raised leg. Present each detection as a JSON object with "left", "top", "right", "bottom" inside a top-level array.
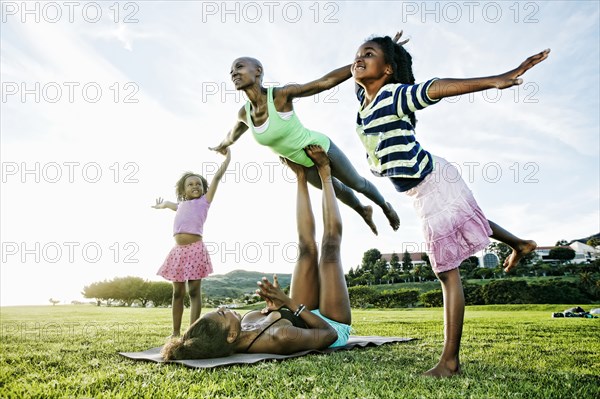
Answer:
[
  {"left": 283, "top": 158, "right": 320, "bottom": 310},
  {"left": 424, "top": 268, "right": 463, "bottom": 378},
  {"left": 305, "top": 145, "right": 351, "bottom": 325},
  {"left": 306, "top": 167, "right": 378, "bottom": 235},
  {"left": 327, "top": 141, "right": 400, "bottom": 231},
  {"left": 488, "top": 220, "right": 537, "bottom": 272}
]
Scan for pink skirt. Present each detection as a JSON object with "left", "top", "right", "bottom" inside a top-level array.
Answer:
[
  {"left": 157, "top": 240, "right": 213, "bottom": 282},
  {"left": 405, "top": 156, "right": 493, "bottom": 274}
]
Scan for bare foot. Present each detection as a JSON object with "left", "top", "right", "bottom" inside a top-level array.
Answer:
[
  {"left": 423, "top": 361, "right": 461, "bottom": 378},
  {"left": 280, "top": 156, "right": 306, "bottom": 178},
  {"left": 503, "top": 240, "right": 537, "bottom": 272},
  {"left": 362, "top": 205, "right": 378, "bottom": 235},
  {"left": 383, "top": 202, "right": 400, "bottom": 231},
  {"left": 304, "top": 145, "right": 330, "bottom": 169}
]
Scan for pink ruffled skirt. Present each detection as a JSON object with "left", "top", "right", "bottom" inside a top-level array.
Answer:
[
  {"left": 405, "top": 156, "right": 493, "bottom": 274},
  {"left": 157, "top": 240, "right": 213, "bottom": 282}
]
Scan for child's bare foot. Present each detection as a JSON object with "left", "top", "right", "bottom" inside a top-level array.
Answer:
[
  {"left": 280, "top": 156, "right": 306, "bottom": 178},
  {"left": 362, "top": 205, "right": 378, "bottom": 235},
  {"left": 504, "top": 240, "right": 537, "bottom": 272},
  {"left": 383, "top": 202, "right": 400, "bottom": 231},
  {"left": 423, "top": 361, "right": 461, "bottom": 378},
  {"left": 305, "top": 145, "right": 330, "bottom": 169}
]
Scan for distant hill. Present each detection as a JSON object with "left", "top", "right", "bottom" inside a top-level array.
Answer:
[
  {"left": 203, "top": 270, "right": 292, "bottom": 299},
  {"left": 568, "top": 233, "right": 600, "bottom": 245}
]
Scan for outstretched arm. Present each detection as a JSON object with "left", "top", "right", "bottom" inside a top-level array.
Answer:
[
  {"left": 152, "top": 197, "right": 177, "bottom": 211},
  {"left": 204, "top": 148, "right": 231, "bottom": 203},
  {"left": 428, "top": 49, "right": 550, "bottom": 100},
  {"left": 281, "top": 65, "right": 353, "bottom": 101},
  {"left": 209, "top": 107, "right": 249, "bottom": 155}
]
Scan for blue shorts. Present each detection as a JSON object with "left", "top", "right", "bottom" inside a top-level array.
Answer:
[{"left": 311, "top": 309, "right": 352, "bottom": 348}]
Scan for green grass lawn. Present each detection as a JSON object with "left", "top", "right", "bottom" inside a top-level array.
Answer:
[{"left": 1, "top": 304, "right": 599, "bottom": 398}]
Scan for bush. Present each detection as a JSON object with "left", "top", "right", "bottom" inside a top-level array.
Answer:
[
  {"left": 420, "top": 289, "right": 443, "bottom": 307},
  {"left": 482, "top": 280, "right": 528, "bottom": 304},
  {"left": 463, "top": 283, "right": 485, "bottom": 305},
  {"left": 375, "top": 289, "right": 420, "bottom": 308},
  {"left": 477, "top": 279, "right": 592, "bottom": 305},
  {"left": 527, "top": 281, "right": 591, "bottom": 304},
  {"left": 348, "top": 286, "right": 379, "bottom": 308}
]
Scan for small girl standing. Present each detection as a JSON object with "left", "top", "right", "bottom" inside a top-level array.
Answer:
[
  {"left": 153, "top": 149, "right": 231, "bottom": 338},
  {"left": 350, "top": 35, "right": 548, "bottom": 376}
]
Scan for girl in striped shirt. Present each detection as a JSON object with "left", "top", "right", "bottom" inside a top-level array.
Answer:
[{"left": 351, "top": 34, "right": 549, "bottom": 377}]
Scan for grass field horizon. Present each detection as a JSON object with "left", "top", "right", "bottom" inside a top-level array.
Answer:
[{"left": 1, "top": 304, "right": 599, "bottom": 398}]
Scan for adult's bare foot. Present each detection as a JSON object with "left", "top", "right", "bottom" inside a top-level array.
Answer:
[
  {"left": 504, "top": 240, "right": 537, "bottom": 272},
  {"left": 280, "top": 156, "right": 306, "bottom": 178},
  {"left": 383, "top": 202, "right": 400, "bottom": 231},
  {"left": 362, "top": 205, "right": 378, "bottom": 235},
  {"left": 305, "top": 145, "right": 330, "bottom": 169}
]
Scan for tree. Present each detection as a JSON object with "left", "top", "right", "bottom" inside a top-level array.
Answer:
[
  {"left": 385, "top": 269, "right": 401, "bottom": 284},
  {"left": 421, "top": 253, "right": 431, "bottom": 267},
  {"left": 459, "top": 257, "right": 478, "bottom": 278},
  {"left": 402, "top": 250, "right": 413, "bottom": 272},
  {"left": 413, "top": 264, "right": 424, "bottom": 281},
  {"left": 488, "top": 242, "right": 512, "bottom": 263},
  {"left": 82, "top": 280, "right": 112, "bottom": 306},
  {"left": 362, "top": 271, "right": 374, "bottom": 285},
  {"left": 474, "top": 267, "right": 494, "bottom": 280},
  {"left": 549, "top": 247, "right": 576, "bottom": 263},
  {"left": 82, "top": 276, "right": 148, "bottom": 307},
  {"left": 360, "top": 248, "right": 382, "bottom": 274},
  {"left": 373, "top": 258, "right": 388, "bottom": 284},
  {"left": 555, "top": 239, "right": 569, "bottom": 246},
  {"left": 146, "top": 281, "right": 174, "bottom": 307},
  {"left": 390, "top": 253, "right": 402, "bottom": 274},
  {"left": 421, "top": 266, "right": 436, "bottom": 281},
  {"left": 346, "top": 265, "right": 363, "bottom": 286},
  {"left": 347, "top": 267, "right": 356, "bottom": 279},
  {"left": 49, "top": 298, "right": 60, "bottom": 306},
  {"left": 111, "top": 276, "right": 147, "bottom": 306},
  {"left": 532, "top": 263, "right": 552, "bottom": 277}
]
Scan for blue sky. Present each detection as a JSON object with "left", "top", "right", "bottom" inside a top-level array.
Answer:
[{"left": 1, "top": 1, "right": 599, "bottom": 306}]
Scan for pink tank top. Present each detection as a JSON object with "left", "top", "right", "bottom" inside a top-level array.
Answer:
[{"left": 173, "top": 196, "right": 210, "bottom": 236}]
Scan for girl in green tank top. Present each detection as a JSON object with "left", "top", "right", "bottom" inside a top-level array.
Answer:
[
  {"left": 210, "top": 57, "right": 400, "bottom": 235},
  {"left": 244, "top": 87, "right": 330, "bottom": 168}
]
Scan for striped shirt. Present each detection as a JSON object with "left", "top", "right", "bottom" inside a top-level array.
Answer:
[{"left": 356, "top": 79, "right": 440, "bottom": 190}]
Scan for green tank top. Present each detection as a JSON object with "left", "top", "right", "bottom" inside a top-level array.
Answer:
[{"left": 245, "top": 87, "right": 331, "bottom": 167}]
